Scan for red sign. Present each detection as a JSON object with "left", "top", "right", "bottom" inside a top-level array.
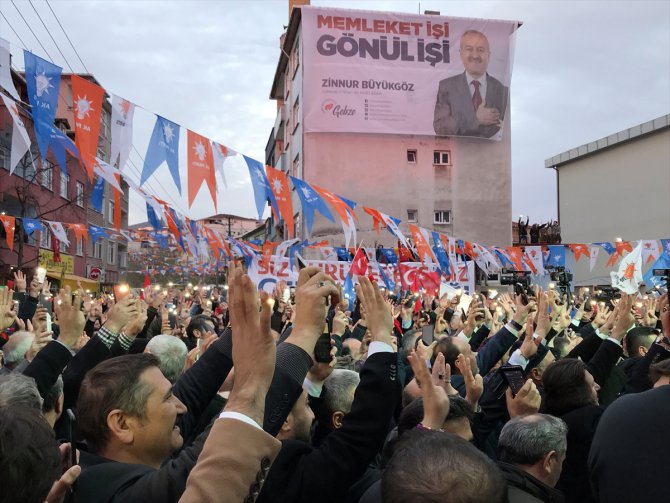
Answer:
[{"left": 88, "top": 267, "right": 102, "bottom": 280}]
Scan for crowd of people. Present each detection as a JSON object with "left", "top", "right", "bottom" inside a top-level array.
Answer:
[
  {"left": 517, "top": 217, "right": 562, "bottom": 244},
  {"left": 0, "top": 264, "right": 668, "bottom": 503}
]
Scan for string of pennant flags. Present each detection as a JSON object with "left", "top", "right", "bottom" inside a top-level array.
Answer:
[
  {"left": 2, "top": 40, "right": 670, "bottom": 292},
  {"left": 1, "top": 208, "right": 669, "bottom": 288}
]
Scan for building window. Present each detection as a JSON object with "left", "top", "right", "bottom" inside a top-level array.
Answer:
[
  {"left": 107, "top": 241, "right": 116, "bottom": 265},
  {"left": 99, "top": 109, "right": 110, "bottom": 142},
  {"left": 293, "top": 213, "right": 300, "bottom": 238},
  {"left": 292, "top": 43, "right": 300, "bottom": 76},
  {"left": 108, "top": 201, "right": 115, "bottom": 223},
  {"left": 292, "top": 154, "right": 299, "bottom": 178},
  {"left": 292, "top": 98, "right": 299, "bottom": 133},
  {"left": 41, "top": 161, "right": 53, "bottom": 190},
  {"left": 60, "top": 173, "right": 70, "bottom": 199},
  {"left": 39, "top": 229, "right": 52, "bottom": 249},
  {"left": 76, "top": 181, "right": 85, "bottom": 207},
  {"left": 407, "top": 209, "right": 418, "bottom": 223},
  {"left": 61, "top": 240, "right": 69, "bottom": 254},
  {"left": 285, "top": 113, "right": 291, "bottom": 148},
  {"left": 119, "top": 250, "right": 128, "bottom": 268},
  {"left": 434, "top": 210, "right": 451, "bottom": 224},
  {"left": 76, "top": 236, "right": 83, "bottom": 256},
  {"left": 433, "top": 150, "right": 451, "bottom": 165},
  {"left": 407, "top": 150, "right": 417, "bottom": 163},
  {"left": 93, "top": 240, "right": 103, "bottom": 259},
  {"left": 285, "top": 69, "right": 291, "bottom": 101}
]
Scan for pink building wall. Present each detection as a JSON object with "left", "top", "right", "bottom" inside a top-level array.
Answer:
[{"left": 302, "top": 112, "right": 512, "bottom": 248}]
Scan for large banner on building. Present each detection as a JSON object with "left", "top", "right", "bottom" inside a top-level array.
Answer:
[
  {"left": 301, "top": 6, "right": 519, "bottom": 140},
  {"left": 249, "top": 256, "right": 475, "bottom": 294}
]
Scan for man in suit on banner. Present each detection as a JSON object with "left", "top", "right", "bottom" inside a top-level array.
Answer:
[{"left": 433, "top": 30, "right": 509, "bottom": 139}]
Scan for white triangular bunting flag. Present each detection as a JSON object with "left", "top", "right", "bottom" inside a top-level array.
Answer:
[
  {"left": 119, "top": 230, "right": 135, "bottom": 242},
  {"left": 1, "top": 93, "right": 31, "bottom": 174},
  {"left": 589, "top": 245, "right": 600, "bottom": 271},
  {"left": 94, "top": 158, "right": 123, "bottom": 191},
  {"left": 0, "top": 38, "right": 20, "bottom": 101},
  {"left": 46, "top": 221, "right": 70, "bottom": 246},
  {"left": 610, "top": 242, "right": 643, "bottom": 294},
  {"left": 212, "top": 142, "right": 237, "bottom": 189},
  {"left": 276, "top": 238, "right": 300, "bottom": 258},
  {"left": 341, "top": 212, "right": 356, "bottom": 248},
  {"left": 640, "top": 240, "right": 661, "bottom": 265},
  {"left": 110, "top": 95, "right": 135, "bottom": 172}
]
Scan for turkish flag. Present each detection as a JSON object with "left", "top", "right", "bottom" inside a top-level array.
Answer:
[
  {"left": 52, "top": 233, "right": 61, "bottom": 263},
  {"left": 349, "top": 248, "right": 369, "bottom": 276},
  {"left": 398, "top": 264, "right": 440, "bottom": 293}
]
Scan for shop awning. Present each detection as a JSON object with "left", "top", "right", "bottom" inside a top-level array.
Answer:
[{"left": 46, "top": 272, "right": 100, "bottom": 292}]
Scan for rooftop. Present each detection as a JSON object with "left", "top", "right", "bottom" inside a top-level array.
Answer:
[{"left": 545, "top": 113, "right": 670, "bottom": 168}]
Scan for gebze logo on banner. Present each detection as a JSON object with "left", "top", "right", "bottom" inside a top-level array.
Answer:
[{"left": 321, "top": 99, "right": 356, "bottom": 117}]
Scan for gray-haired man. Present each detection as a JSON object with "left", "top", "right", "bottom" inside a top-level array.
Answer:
[{"left": 497, "top": 413, "right": 568, "bottom": 503}]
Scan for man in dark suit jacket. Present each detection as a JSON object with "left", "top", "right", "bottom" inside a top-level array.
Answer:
[
  {"left": 589, "top": 384, "right": 670, "bottom": 503},
  {"left": 433, "top": 30, "right": 509, "bottom": 139},
  {"left": 257, "top": 276, "right": 402, "bottom": 503}
]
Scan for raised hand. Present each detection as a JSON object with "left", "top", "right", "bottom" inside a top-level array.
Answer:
[
  {"left": 611, "top": 294, "right": 635, "bottom": 341},
  {"left": 28, "top": 278, "right": 42, "bottom": 298},
  {"left": 518, "top": 311, "right": 540, "bottom": 361},
  {"left": 506, "top": 379, "right": 541, "bottom": 418},
  {"left": 72, "top": 333, "right": 90, "bottom": 352},
  {"left": 25, "top": 321, "right": 54, "bottom": 362},
  {"left": 592, "top": 303, "right": 612, "bottom": 328},
  {"left": 225, "top": 263, "right": 276, "bottom": 427},
  {"left": 0, "top": 288, "right": 17, "bottom": 331},
  {"left": 104, "top": 296, "right": 139, "bottom": 334},
  {"left": 45, "top": 443, "right": 81, "bottom": 503},
  {"left": 331, "top": 310, "right": 349, "bottom": 337},
  {"left": 535, "top": 291, "right": 551, "bottom": 338},
  {"left": 54, "top": 287, "right": 85, "bottom": 348},
  {"left": 31, "top": 306, "right": 48, "bottom": 335},
  {"left": 13, "top": 270, "right": 27, "bottom": 293},
  {"left": 125, "top": 300, "right": 148, "bottom": 338},
  {"left": 407, "top": 349, "right": 450, "bottom": 430},
  {"left": 356, "top": 276, "right": 394, "bottom": 346},
  {"left": 288, "top": 266, "right": 338, "bottom": 354},
  {"left": 455, "top": 353, "right": 483, "bottom": 407}
]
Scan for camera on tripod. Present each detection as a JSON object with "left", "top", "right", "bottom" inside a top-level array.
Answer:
[
  {"left": 549, "top": 266, "right": 573, "bottom": 286},
  {"left": 499, "top": 269, "right": 531, "bottom": 288},
  {"left": 499, "top": 269, "right": 533, "bottom": 304},
  {"left": 594, "top": 287, "right": 620, "bottom": 303}
]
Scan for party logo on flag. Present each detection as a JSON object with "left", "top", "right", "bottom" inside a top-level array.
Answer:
[
  {"left": 71, "top": 75, "right": 105, "bottom": 181},
  {"left": 110, "top": 95, "right": 135, "bottom": 171},
  {"left": 187, "top": 130, "right": 216, "bottom": 210},
  {"left": 21, "top": 218, "right": 44, "bottom": 236},
  {"left": 142, "top": 116, "right": 181, "bottom": 193},
  {"left": 290, "top": 176, "right": 334, "bottom": 235},
  {"left": 266, "top": 166, "right": 294, "bottom": 237}
]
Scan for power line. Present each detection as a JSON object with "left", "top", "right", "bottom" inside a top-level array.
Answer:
[
  {"left": 38, "top": 0, "right": 186, "bottom": 215},
  {"left": 11, "top": 0, "right": 55, "bottom": 62},
  {"left": 28, "top": 0, "right": 75, "bottom": 72},
  {"left": 44, "top": 0, "right": 89, "bottom": 74},
  {"left": 0, "top": 10, "right": 30, "bottom": 51}
]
